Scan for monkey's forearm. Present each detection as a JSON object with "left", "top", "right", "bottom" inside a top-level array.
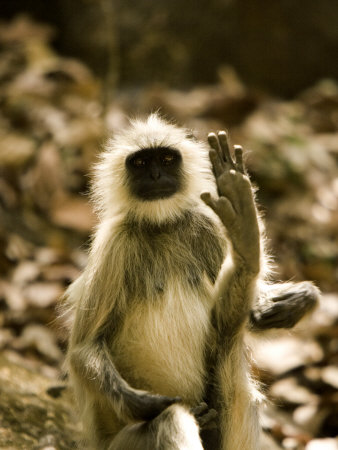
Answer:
[
  {"left": 210, "top": 197, "right": 260, "bottom": 348},
  {"left": 70, "top": 340, "right": 133, "bottom": 418},
  {"left": 211, "top": 263, "right": 261, "bottom": 450},
  {"left": 213, "top": 265, "right": 258, "bottom": 344},
  {"left": 69, "top": 340, "right": 180, "bottom": 422}
]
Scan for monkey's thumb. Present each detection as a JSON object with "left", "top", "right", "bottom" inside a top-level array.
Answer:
[
  {"left": 201, "top": 192, "right": 211, "bottom": 203},
  {"left": 201, "top": 192, "right": 217, "bottom": 211}
]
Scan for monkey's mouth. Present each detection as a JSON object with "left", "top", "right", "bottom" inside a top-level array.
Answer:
[{"left": 136, "top": 186, "right": 178, "bottom": 201}]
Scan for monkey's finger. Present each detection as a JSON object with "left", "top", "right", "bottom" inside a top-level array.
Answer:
[
  {"left": 198, "top": 409, "right": 218, "bottom": 427},
  {"left": 208, "top": 133, "right": 224, "bottom": 169},
  {"left": 217, "top": 196, "right": 237, "bottom": 224},
  {"left": 208, "top": 132, "right": 221, "bottom": 154},
  {"left": 218, "top": 131, "right": 235, "bottom": 168},
  {"left": 209, "top": 149, "right": 223, "bottom": 178},
  {"left": 200, "top": 192, "right": 219, "bottom": 212},
  {"left": 234, "top": 145, "right": 245, "bottom": 173},
  {"left": 201, "top": 193, "right": 236, "bottom": 226},
  {"left": 201, "top": 420, "right": 218, "bottom": 430},
  {"left": 191, "top": 402, "right": 208, "bottom": 417}
]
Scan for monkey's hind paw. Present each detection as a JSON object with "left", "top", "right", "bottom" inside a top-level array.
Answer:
[
  {"left": 191, "top": 402, "right": 218, "bottom": 430},
  {"left": 250, "top": 281, "right": 320, "bottom": 331},
  {"left": 125, "top": 390, "right": 182, "bottom": 422}
]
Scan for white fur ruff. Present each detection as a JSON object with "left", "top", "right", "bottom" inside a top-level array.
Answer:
[{"left": 92, "top": 114, "right": 217, "bottom": 223}]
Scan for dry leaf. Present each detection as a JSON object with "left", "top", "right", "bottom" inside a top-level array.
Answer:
[
  {"left": 50, "top": 195, "right": 96, "bottom": 232},
  {"left": 306, "top": 438, "right": 338, "bottom": 450},
  {"left": 23, "top": 282, "right": 63, "bottom": 308},
  {"left": 252, "top": 334, "right": 324, "bottom": 375},
  {"left": 12, "top": 324, "right": 63, "bottom": 362},
  {"left": 11, "top": 261, "right": 40, "bottom": 286}
]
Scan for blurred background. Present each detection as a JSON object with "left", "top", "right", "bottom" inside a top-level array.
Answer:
[{"left": 0, "top": 1, "right": 337, "bottom": 449}]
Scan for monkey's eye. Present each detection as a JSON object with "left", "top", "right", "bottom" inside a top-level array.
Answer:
[
  {"left": 161, "top": 154, "right": 175, "bottom": 165},
  {"left": 132, "top": 157, "right": 146, "bottom": 167}
]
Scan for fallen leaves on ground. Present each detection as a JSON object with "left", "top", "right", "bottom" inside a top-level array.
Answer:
[{"left": 0, "top": 15, "right": 337, "bottom": 450}]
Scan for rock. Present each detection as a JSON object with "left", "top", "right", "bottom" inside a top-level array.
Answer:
[{"left": 0, "top": 352, "right": 80, "bottom": 449}]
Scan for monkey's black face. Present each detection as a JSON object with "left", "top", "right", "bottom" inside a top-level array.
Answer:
[{"left": 125, "top": 147, "right": 183, "bottom": 201}]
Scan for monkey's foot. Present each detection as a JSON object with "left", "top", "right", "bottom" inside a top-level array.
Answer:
[
  {"left": 191, "top": 402, "right": 218, "bottom": 430},
  {"left": 124, "top": 390, "right": 182, "bottom": 422},
  {"left": 250, "top": 281, "right": 319, "bottom": 331}
]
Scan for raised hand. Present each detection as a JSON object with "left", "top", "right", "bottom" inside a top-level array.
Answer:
[{"left": 201, "top": 131, "right": 260, "bottom": 275}]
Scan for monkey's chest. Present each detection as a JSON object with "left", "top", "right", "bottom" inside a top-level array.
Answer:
[{"left": 112, "top": 288, "right": 213, "bottom": 404}]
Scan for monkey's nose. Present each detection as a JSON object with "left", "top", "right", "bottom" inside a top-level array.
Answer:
[{"left": 150, "top": 163, "right": 161, "bottom": 180}]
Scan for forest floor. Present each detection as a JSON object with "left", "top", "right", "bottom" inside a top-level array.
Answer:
[{"left": 0, "top": 15, "right": 337, "bottom": 449}]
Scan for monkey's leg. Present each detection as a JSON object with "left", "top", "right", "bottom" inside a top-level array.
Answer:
[
  {"left": 108, "top": 404, "right": 204, "bottom": 450},
  {"left": 250, "top": 281, "right": 320, "bottom": 331},
  {"left": 69, "top": 339, "right": 181, "bottom": 425}
]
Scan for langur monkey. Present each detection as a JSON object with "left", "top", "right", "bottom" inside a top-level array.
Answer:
[{"left": 63, "top": 114, "right": 319, "bottom": 450}]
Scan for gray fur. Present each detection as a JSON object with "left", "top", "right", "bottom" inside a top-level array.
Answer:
[
  {"left": 63, "top": 115, "right": 320, "bottom": 450},
  {"left": 122, "top": 210, "right": 225, "bottom": 299}
]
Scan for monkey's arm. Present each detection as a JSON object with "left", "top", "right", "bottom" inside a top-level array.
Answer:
[
  {"left": 249, "top": 281, "right": 320, "bottom": 331},
  {"left": 69, "top": 338, "right": 180, "bottom": 423},
  {"left": 201, "top": 132, "right": 262, "bottom": 449},
  {"left": 202, "top": 131, "right": 260, "bottom": 339},
  {"left": 202, "top": 133, "right": 320, "bottom": 334}
]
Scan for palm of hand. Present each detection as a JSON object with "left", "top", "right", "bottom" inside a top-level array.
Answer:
[{"left": 201, "top": 131, "right": 260, "bottom": 275}]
